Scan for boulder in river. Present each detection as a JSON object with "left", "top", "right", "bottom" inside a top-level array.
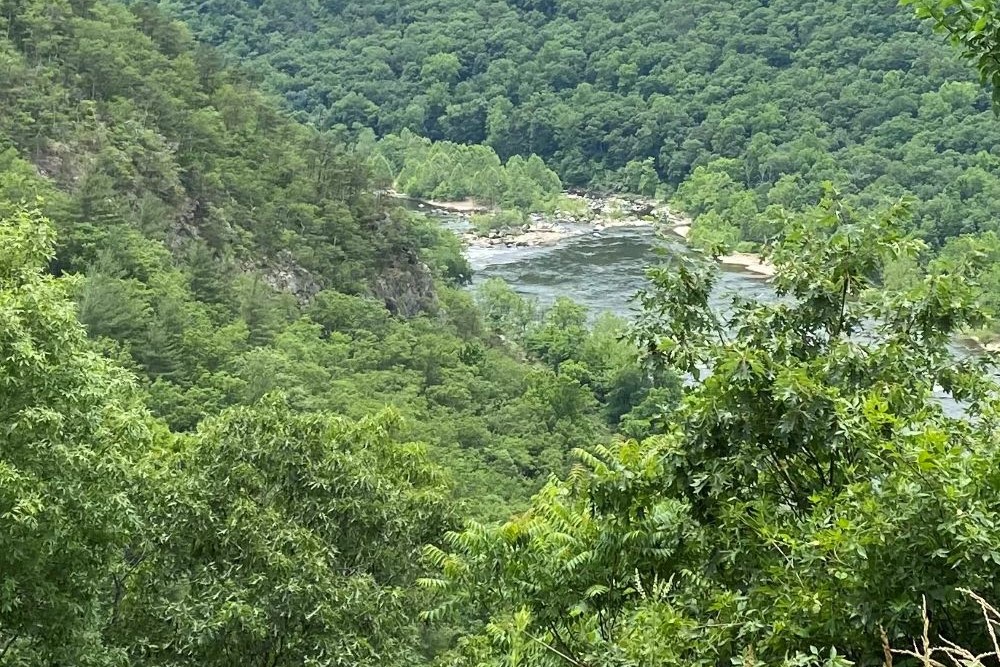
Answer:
[{"left": 630, "top": 202, "right": 655, "bottom": 217}]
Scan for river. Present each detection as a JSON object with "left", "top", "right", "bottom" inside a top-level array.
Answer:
[
  {"left": 401, "top": 199, "right": 774, "bottom": 314},
  {"left": 465, "top": 225, "right": 773, "bottom": 317},
  {"left": 401, "top": 198, "right": 773, "bottom": 315},
  {"left": 408, "top": 204, "right": 976, "bottom": 417}
]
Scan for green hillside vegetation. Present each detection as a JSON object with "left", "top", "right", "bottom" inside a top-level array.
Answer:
[
  {"left": 0, "top": 4, "right": 676, "bottom": 660},
  {"left": 0, "top": 0, "right": 670, "bottom": 511},
  {"left": 4, "top": 0, "right": 1000, "bottom": 665},
  {"left": 154, "top": 0, "right": 1000, "bottom": 240},
  {"left": 369, "top": 129, "right": 565, "bottom": 211},
  {"left": 149, "top": 0, "right": 1000, "bottom": 337}
]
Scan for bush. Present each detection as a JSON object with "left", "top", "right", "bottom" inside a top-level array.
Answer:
[
  {"left": 471, "top": 210, "right": 527, "bottom": 236},
  {"left": 687, "top": 210, "right": 741, "bottom": 253}
]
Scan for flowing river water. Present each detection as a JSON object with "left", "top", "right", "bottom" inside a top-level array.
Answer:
[
  {"left": 464, "top": 225, "right": 774, "bottom": 317},
  {"left": 403, "top": 199, "right": 771, "bottom": 313},
  {"left": 408, "top": 203, "right": 978, "bottom": 417}
]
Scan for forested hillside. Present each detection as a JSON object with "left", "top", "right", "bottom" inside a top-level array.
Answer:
[
  {"left": 0, "top": 0, "right": 675, "bottom": 507},
  {"left": 5, "top": 0, "right": 1000, "bottom": 665},
  {"left": 0, "top": 4, "right": 678, "bottom": 660},
  {"left": 155, "top": 0, "right": 1000, "bottom": 243}
]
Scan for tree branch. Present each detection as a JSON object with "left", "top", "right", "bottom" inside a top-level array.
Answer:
[
  {"left": 0, "top": 634, "right": 19, "bottom": 662},
  {"left": 529, "top": 630, "right": 589, "bottom": 667}
]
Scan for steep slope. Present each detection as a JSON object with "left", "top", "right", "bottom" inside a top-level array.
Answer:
[
  {"left": 0, "top": 0, "right": 458, "bottom": 297},
  {"left": 0, "top": 0, "right": 670, "bottom": 518}
]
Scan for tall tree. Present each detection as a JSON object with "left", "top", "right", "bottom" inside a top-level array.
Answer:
[
  {"left": 0, "top": 206, "right": 150, "bottom": 664},
  {"left": 105, "top": 397, "right": 452, "bottom": 666}
]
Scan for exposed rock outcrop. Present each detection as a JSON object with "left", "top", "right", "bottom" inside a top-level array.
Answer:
[
  {"left": 254, "top": 250, "right": 323, "bottom": 303},
  {"left": 373, "top": 261, "right": 438, "bottom": 317}
]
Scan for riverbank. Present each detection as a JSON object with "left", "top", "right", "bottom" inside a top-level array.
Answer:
[
  {"left": 719, "top": 253, "right": 776, "bottom": 277},
  {"left": 387, "top": 191, "right": 490, "bottom": 213},
  {"left": 396, "top": 189, "right": 777, "bottom": 278},
  {"left": 463, "top": 214, "right": 654, "bottom": 249},
  {"left": 454, "top": 195, "right": 664, "bottom": 249},
  {"left": 666, "top": 221, "right": 776, "bottom": 278}
]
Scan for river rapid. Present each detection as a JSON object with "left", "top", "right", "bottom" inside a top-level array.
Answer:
[
  {"left": 400, "top": 199, "right": 772, "bottom": 314},
  {"left": 465, "top": 225, "right": 773, "bottom": 317}
]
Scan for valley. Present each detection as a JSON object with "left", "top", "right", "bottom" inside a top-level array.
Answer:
[{"left": 3, "top": 1, "right": 1000, "bottom": 666}]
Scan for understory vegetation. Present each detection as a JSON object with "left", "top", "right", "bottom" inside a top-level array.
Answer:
[{"left": 3, "top": 0, "right": 1000, "bottom": 665}]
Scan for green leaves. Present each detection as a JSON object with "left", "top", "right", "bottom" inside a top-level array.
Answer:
[
  {"left": 424, "top": 196, "right": 1000, "bottom": 666},
  {"left": 902, "top": 0, "right": 1000, "bottom": 107},
  {"left": 107, "top": 397, "right": 452, "bottom": 666},
  {"left": 0, "top": 207, "right": 148, "bottom": 665},
  {"left": 381, "top": 131, "right": 562, "bottom": 212}
]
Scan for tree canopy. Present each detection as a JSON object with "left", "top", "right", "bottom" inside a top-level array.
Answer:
[
  {"left": 150, "top": 0, "right": 1000, "bottom": 241},
  {"left": 145, "top": 0, "right": 1000, "bottom": 337},
  {"left": 4, "top": 0, "right": 1000, "bottom": 664}
]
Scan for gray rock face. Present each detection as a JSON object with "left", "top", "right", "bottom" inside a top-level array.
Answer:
[
  {"left": 257, "top": 250, "right": 322, "bottom": 303},
  {"left": 629, "top": 202, "right": 655, "bottom": 217},
  {"left": 33, "top": 141, "right": 84, "bottom": 185},
  {"left": 165, "top": 198, "right": 204, "bottom": 251},
  {"left": 373, "top": 261, "right": 437, "bottom": 318}
]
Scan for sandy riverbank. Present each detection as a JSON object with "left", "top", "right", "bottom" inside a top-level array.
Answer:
[
  {"left": 388, "top": 191, "right": 491, "bottom": 213},
  {"left": 665, "top": 223, "right": 776, "bottom": 278},
  {"left": 718, "top": 252, "right": 776, "bottom": 277}
]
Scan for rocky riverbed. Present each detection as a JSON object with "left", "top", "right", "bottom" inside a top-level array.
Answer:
[
  {"left": 395, "top": 191, "right": 776, "bottom": 277},
  {"left": 454, "top": 194, "right": 691, "bottom": 249}
]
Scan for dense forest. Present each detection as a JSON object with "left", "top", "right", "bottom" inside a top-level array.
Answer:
[
  {"left": 4, "top": 0, "right": 1000, "bottom": 665},
  {"left": 152, "top": 0, "right": 1000, "bottom": 237},
  {"left": 150, "top": 0, "right": 1000, "bottom": 335}
]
